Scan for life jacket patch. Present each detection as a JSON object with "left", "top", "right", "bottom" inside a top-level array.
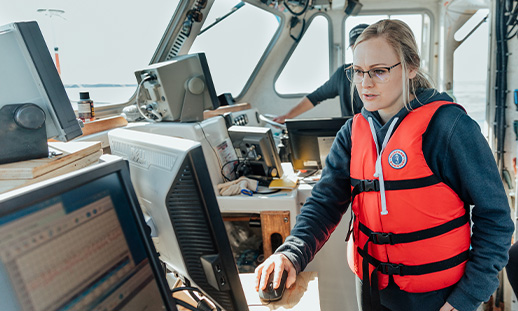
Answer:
[{"left": 388, "top": 149, "right": 407, "bottom": 169}]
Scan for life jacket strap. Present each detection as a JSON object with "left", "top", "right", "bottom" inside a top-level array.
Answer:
[
  {"left": 351, "top": 175, "right": 441, "bottom": 202},
  {"left": 359, "top": 213, "right": 469, "bottom": 245},
  {"left": 357, "top": 213, "right": 469, "bottom": 311},
  {"left": 358, "top": 247, "right": 470, "bottom": 276},
  {"left": 359, "top": 248, "right": 469, "bottom": 311}
]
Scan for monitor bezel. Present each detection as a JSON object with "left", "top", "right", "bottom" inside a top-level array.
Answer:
[
  {"left": 0, "top": 159, "right": 177, "bottom": 311},
  {"left": 0, "top": 21, "right": 83, "bottom": 142},
  {"left": 286, "top": 117, "right": 351, "bottom": 170}
]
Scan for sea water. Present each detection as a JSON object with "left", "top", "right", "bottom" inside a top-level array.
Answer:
[{"left": 65, "top": 80, "right": 489, "bottom": 130}]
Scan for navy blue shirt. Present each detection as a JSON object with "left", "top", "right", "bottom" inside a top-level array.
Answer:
[
  {"left": 278, "top": 89, "right": 513, "bottom": 311},
  {"left": 306, "top": 64, "right": 363, "bottom": 116}
]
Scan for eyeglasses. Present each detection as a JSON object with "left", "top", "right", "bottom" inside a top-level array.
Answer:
[{"left": 346, "top": 62, "right": 401, "bottom": 84}]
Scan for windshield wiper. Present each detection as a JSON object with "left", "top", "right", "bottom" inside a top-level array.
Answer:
[{"left": 199, "top": 2, "right": 245, "bottom": 35}]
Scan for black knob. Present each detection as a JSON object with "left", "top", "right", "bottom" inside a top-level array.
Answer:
[{"left": 14, "top": 104, "right": 46, "bottom": 130}]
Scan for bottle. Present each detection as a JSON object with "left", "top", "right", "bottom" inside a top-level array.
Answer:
[{"left": 78, "top": 92, "right": 95, "bottom": 122}]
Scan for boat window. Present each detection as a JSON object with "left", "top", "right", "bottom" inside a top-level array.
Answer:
[
  {"left": 453, "top": 9, "right": 489, "bottom": 133},
  {"left": 0, "top": 1, "right": 180, "bottom": 105},
  {"left": 189, "top": 0, "right": 279, "bottom": 98},
  {"left": 274, "top": 15, "right": 330, "bottom": 95},
  {"left": 345, "top": 13, "right": 428, "bottom": 66}
]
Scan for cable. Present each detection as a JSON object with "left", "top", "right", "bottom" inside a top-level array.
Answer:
[
  {"left": 254, "top": 189, "right": 281, "bottom": 195},
  {"left": 284, "top": 0, "right": 309, "bottom": 16},
  {"left": 189, "top": 289, "right": 201, "bottom": 302},
  {"left": 135, "top": 75, "right": 154, "bottom": 122},
  {"left": 199, "top": 118, "right": 231, "bottom": 182},
  {"left": 289, "top": 16, "right": 306, "bottom": 42},
  {"left": 149, "top": 108, "right": 163, "bottom": 122},
  {"left": 171, "top": 286, "right": 219, "bottom": 311},
  {"left": 171, "top": 286, "right": 205, "bottom": 294},
  {"left": 173, "top": 298, "right": 201, "bottom": 311},
  {"left": 221, "top": 159, "right": 240, "bottom": 181}
]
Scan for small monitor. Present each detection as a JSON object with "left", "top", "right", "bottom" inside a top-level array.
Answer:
[
  {"left": 0, "top": 159, "right": 176, "bottom": 311},
  {"left": 286, "top": 117, "right": 350, "bottom": 171},
  {"left": 134, "top": 53, "right": 219, "bottom": 122},
  {"left": 108, "top": 129, "right": 249, "bottom": 311},
  {"left": 228, "top": 126, "right": 284, "bottom": 179},
  {"left": 0, "top": 21, "right": 82, "bottom": 164}
]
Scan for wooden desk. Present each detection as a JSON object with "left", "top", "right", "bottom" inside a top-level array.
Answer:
[
  {"left": 0, "top": 141, "right": 102, "bottom": 194},
  {"left": 241, "top": 272, "right": 320, "bottom": 311},
  {"left": 173, "top": 272, "right": 320, "bottom": 311}
]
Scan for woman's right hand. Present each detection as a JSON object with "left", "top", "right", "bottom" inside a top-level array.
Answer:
[{"left": 254, "top": 253, "right": 297, "bottom": 292}]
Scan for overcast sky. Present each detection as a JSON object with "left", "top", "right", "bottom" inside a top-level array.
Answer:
[{"left": 0, "top": 1, "right": 489, "bottom": 93}]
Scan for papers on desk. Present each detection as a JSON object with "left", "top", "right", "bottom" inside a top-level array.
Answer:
[{"left": 269, "top": 173, "right": 298, "bottom": 189}]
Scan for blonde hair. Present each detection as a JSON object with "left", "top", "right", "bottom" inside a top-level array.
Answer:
[{"left": 350, "top": 19, "right": 433, "bottom": 110}]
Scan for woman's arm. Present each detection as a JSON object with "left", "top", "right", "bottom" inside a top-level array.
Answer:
[
  {"left": 276, "top": 120, "right": 354, "bottom": 273},
  {"left": 425, "top": 106, "right": 514, "bottom": 310}
]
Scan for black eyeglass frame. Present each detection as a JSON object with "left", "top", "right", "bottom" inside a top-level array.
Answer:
[{"left": 345, "top": 62, "right": 401, "bottom": 83}]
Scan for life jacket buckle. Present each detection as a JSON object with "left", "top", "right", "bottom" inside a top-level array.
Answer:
[
  {"left": 361, "top": 179, "right": 380, "bottom": 192},
  {"left": 379, "top": 263, "right": 403, "bottom": 276},
  {"left": 371, "top": 232, "right": 394, "bottom": 245}
]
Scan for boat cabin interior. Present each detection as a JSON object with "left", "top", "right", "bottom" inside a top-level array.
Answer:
[{"left": 0, "top": 0, "right": 517, "bottom": 310}]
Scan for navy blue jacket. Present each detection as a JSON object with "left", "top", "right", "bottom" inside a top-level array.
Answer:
[
  {"left": 306, "top": 65, "right": 363, "bottom": 116},
  {"left": 278, "top": 89, "right": 513, "bottom": 310}
]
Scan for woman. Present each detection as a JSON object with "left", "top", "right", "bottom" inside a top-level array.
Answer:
[{"left": 255, "top": 20, "right": 513, "bottom": 311}]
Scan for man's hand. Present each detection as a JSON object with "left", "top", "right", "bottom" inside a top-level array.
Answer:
[{"left": 273, "top": 115, "right": 288, "bottom": 124}]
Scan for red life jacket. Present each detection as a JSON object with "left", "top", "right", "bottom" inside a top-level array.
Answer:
[{"left": 348, "top": 101, "right": 470, "bottom": 296}]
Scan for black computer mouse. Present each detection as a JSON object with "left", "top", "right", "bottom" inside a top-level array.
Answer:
[{"left": 259, "top": 270, "right": 288, "bottom": 301}]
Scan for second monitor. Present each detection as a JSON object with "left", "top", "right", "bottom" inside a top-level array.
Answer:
[
  {"left": 108, "top": 128, "right": 249, "bottom": 311},
  {"left": 228, "top": 126, "right": 283, "bottom": 179},
  {"left": 286, "top": 117, "right": 350, "bottom": 171}
]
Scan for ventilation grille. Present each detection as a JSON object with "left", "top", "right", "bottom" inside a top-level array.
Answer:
[
  {"left": 166, "top": 0, "right": 206, "bottom": 60},
  {"left": 166, "top": 159, "right": 235, "bottom": 310},
  {"left": 166, "top": 31, "right": 187, "bottom": 60}
]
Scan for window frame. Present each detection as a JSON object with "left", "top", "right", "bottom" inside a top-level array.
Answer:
[{"left": 273, "top": 12, "right": 333, "bottom": 98}]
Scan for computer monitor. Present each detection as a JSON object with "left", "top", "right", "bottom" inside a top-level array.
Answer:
[
  {"left": 134, "top": 53, "right": 219, "bottom": 122},
  {"left": 0, "top": 158, "right": 176, "bottom": 311},
  {"left": 108, "top": 129, "right": 249, "bottom": 311},
  {"left": 286, "top": 117, "right": 350, "bottom": 171},
  {"left": 0, "top": 21, "right": 82, "bottom": 164},
  {"left": 228, "top": 126, "right": 284, "bottom": 179}
]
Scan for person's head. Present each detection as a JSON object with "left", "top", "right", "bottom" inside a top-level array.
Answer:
[
  {"left": 349, "top": 23, "right": 369, "bottom": 47},
  {"left": 350, "top": 19, "right": 432, "bottom": 117}
]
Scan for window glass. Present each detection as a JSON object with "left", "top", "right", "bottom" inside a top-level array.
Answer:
[
  {"left": 453, "top": 9, "right": 489, "bottom": 132},
  {"left": 345, "top": 14, "right": 426, "bottom": 65},
  {"left": 0, "top": 0, "right": 179, "bottom": 104},
  {"left": 189, "top": 0, "right": 279, "bottom": 98},
  {"left": 275, "top": 15, "right": 330, "bottom": 94}
]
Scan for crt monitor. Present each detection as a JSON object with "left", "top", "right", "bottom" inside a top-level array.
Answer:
[
  {"left": 286, "top": 117, "right": 350, "bottom": 171},
  {"left": 108, "top": 128, "right": 249, "bottom": 311},
  {"left": 0, "top": 21, "right": 82, "bottom": 164},
  {"left": 228, "top": 126, "right": 284, "bottom": 179},
  {"left": 0, "top": 158, "right": 176, "bottom": 311},
  {"left": 134, "top": 52, "right": 219, "bottom": 122}
]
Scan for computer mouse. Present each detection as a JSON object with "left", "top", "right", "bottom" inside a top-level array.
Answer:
[{"left": 259, "top": 270, "right": 288, "bottom": 302}]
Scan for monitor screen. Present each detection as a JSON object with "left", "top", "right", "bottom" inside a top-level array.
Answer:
[
  {"left": 286, "top": 117, "right": 350, "bottom": 171},
  {"left": 108, "top": 129, "right": 249, "bottom": 311},
  {"left": 0, "top": 159, "right": 176, "bottom": 311}
]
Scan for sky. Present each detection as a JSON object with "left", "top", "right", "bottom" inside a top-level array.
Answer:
[
  {"left": 0, "top": 0, "right": 489, "bottom": 102},
  {"left": 0, "top": 0, "right": 180, "bottom": 85}
]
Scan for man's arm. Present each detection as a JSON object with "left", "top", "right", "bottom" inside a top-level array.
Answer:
[{"left": 273, "top": 97, "right": 314, "bottom": 123}]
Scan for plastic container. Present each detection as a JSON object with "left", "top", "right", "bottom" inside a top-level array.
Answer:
[{"left": 77, "top": 92, "right": 95, "bottom": 122}]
